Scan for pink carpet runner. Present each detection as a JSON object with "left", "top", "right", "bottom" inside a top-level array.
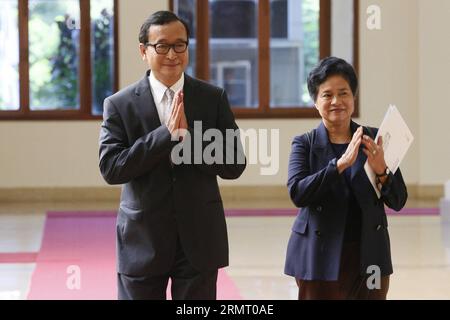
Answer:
[
  {"left": 24, "top": 207, "right": 439, "bottom": 299},
  {"left": 27, "top": 212, "right": 242, "bottom": 300},
  {"left": 224, "top": 207, "right": 439, "bottom": 216}
]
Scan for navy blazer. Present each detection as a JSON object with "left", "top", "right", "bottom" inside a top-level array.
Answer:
[
  {"left": 99, "top": 71, "right": 246, "bottom": 276},
  {"left": 284, "top": 120, "right": 407, "bottom": 281}
]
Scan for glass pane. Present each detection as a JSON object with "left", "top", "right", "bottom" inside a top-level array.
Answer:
[
  {"left": 174, "top": 0, "right": 196, "bottom": 77},
  {"left": 29, "top": 0, "right": 80, "bottom": 110},
  {"left": 270, "top": 0, "right": 319, "bottom": 108},
  {"left": 0, "top": 0, "right": 20, "bottom": 110},
  {"left": 91, "top": 0, "right": 114, "bottom": 116},
  {"left": 209, "top": 0, "right": 258, "bottom": 108},
  {"left": 331, "top": 0, "right": 354, "bottom": 64}
]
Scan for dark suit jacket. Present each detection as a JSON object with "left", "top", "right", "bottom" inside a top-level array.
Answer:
[
  {"left": 99, "top": 71, "right": 246, "bottom": 276},
  {"left": 284, "top": 120, "right": 407, "bottom": 281}
]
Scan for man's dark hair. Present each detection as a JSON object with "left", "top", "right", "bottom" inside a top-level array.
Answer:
[
  {"left": 307, "top": 56, "right": 358, "bottom": 102},
  {"left": 139, "top": 11, "right": 190, "bottom": 44}
]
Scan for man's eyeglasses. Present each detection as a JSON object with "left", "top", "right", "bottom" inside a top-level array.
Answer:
[{"left": 145, "top": 41, "right": 188, "bottom": 55}]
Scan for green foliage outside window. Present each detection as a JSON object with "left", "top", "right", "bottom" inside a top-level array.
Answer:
[
  {"left": 50, "top": 14, "right": 79, "bottom": 109},
  {"left": 92, "top": 8, "right": 114, "bottom": 115},
  {"left": 301, "top": 0, "right": 319, "bottom": 105},
  {"left": 29, "top": 3, "right": 113, "bottom": 112}
]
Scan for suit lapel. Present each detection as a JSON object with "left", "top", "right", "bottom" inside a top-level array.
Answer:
[
  {"left": 134, "top": 70, "right": 161, "bottom": 132},
  {"left": 134, "top": 72, "right": 199, "bottom": 133},
  {"left": 182, "top": 74, "right": 197, "bottom": 126}
]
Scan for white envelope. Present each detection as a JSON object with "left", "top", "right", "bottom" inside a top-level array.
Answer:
[{"left": 364, "top": 105, "right": 414, "bottom": 198}]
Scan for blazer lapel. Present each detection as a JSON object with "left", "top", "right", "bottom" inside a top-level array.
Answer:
[
  {"left": 134, "top": 70, "right": 161, "bottom": 132},
  {"left": 311, "top": 121, "right": 336, "bottom": 168},
  {"left": 311, "top": 121, "right": 353, "bottom": 198}
]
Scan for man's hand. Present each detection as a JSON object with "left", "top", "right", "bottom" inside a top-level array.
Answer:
[
  {"left": 167, "top": 91, "right": 187, "bottom": 140},
  {"left": 178, "top": 92, "right": 188, "bottom": 140}
]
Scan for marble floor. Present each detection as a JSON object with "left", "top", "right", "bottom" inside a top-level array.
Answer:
[{"left": 0, "top": 198, "right": 449, "bottom": 300}]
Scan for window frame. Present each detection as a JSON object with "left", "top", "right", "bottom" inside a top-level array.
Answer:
[
  {"left": 171, "top": 0, "right": 359, "bottom": 119},
  {"left": 0, "top": 0, "right": 119, "bottom": 121}
]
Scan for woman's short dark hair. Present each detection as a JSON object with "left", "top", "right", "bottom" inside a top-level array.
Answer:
[
  {"left": 139, "top": 11, "right": 190, "bottom": 44},
  {"left": 307, "top": 56, "right": 358, "bottom": 102}
]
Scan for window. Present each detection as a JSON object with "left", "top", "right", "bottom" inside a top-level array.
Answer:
[
  {"left": 0, "top": 0, "right": 117, "bottom": 120},
  {"left": 172, "top": 0, "right": 359, "bottom": 118},
  {"left": 0, "top": 0, "right": 20, "bottom": 111}
]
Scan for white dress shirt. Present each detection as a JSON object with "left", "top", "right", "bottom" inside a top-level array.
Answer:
[{"left": 148, "top": 71, "right": 184, "bottom": 126}]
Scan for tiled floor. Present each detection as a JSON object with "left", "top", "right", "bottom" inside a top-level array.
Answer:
[{"left": 0, "top": 198, "right": 449, "bottom": 300}]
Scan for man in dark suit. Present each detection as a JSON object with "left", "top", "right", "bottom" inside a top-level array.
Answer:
[{"left": 98, "top": 11, "right": 246, "bottom": 300}]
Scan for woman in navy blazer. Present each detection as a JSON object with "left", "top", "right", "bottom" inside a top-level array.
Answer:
[{"left": 284, "top": 57, "right": 407, "bottom": 299}]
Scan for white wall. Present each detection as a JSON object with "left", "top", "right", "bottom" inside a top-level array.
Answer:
[
  {"left": 358, "top": 0, "right": 420, "bottom": 185},
  {"left": 418, "top": 0, "right": 450, "bottom": 184},
  {"left": 118, "top": 0, "right": 168, "bottom": 88},
  {"left": 1, "top": 0, "right": 449, "bottom": 189},
  {"left": 0, "top": 121, "right": 103, "bottom": 187}
]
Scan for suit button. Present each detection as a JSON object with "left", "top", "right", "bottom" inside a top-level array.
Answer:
[
  {"left": 316, "top": 206, "right": 322, "bottom": 212},
  {"left": 375, "top": 224, "right": 382, "bottom": 231},
  {"left": 315, "top": 230, "right": 322, "bottom": 237},
  {"left": 172, "top": 176, "right": 176, "bottom": 182}
]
